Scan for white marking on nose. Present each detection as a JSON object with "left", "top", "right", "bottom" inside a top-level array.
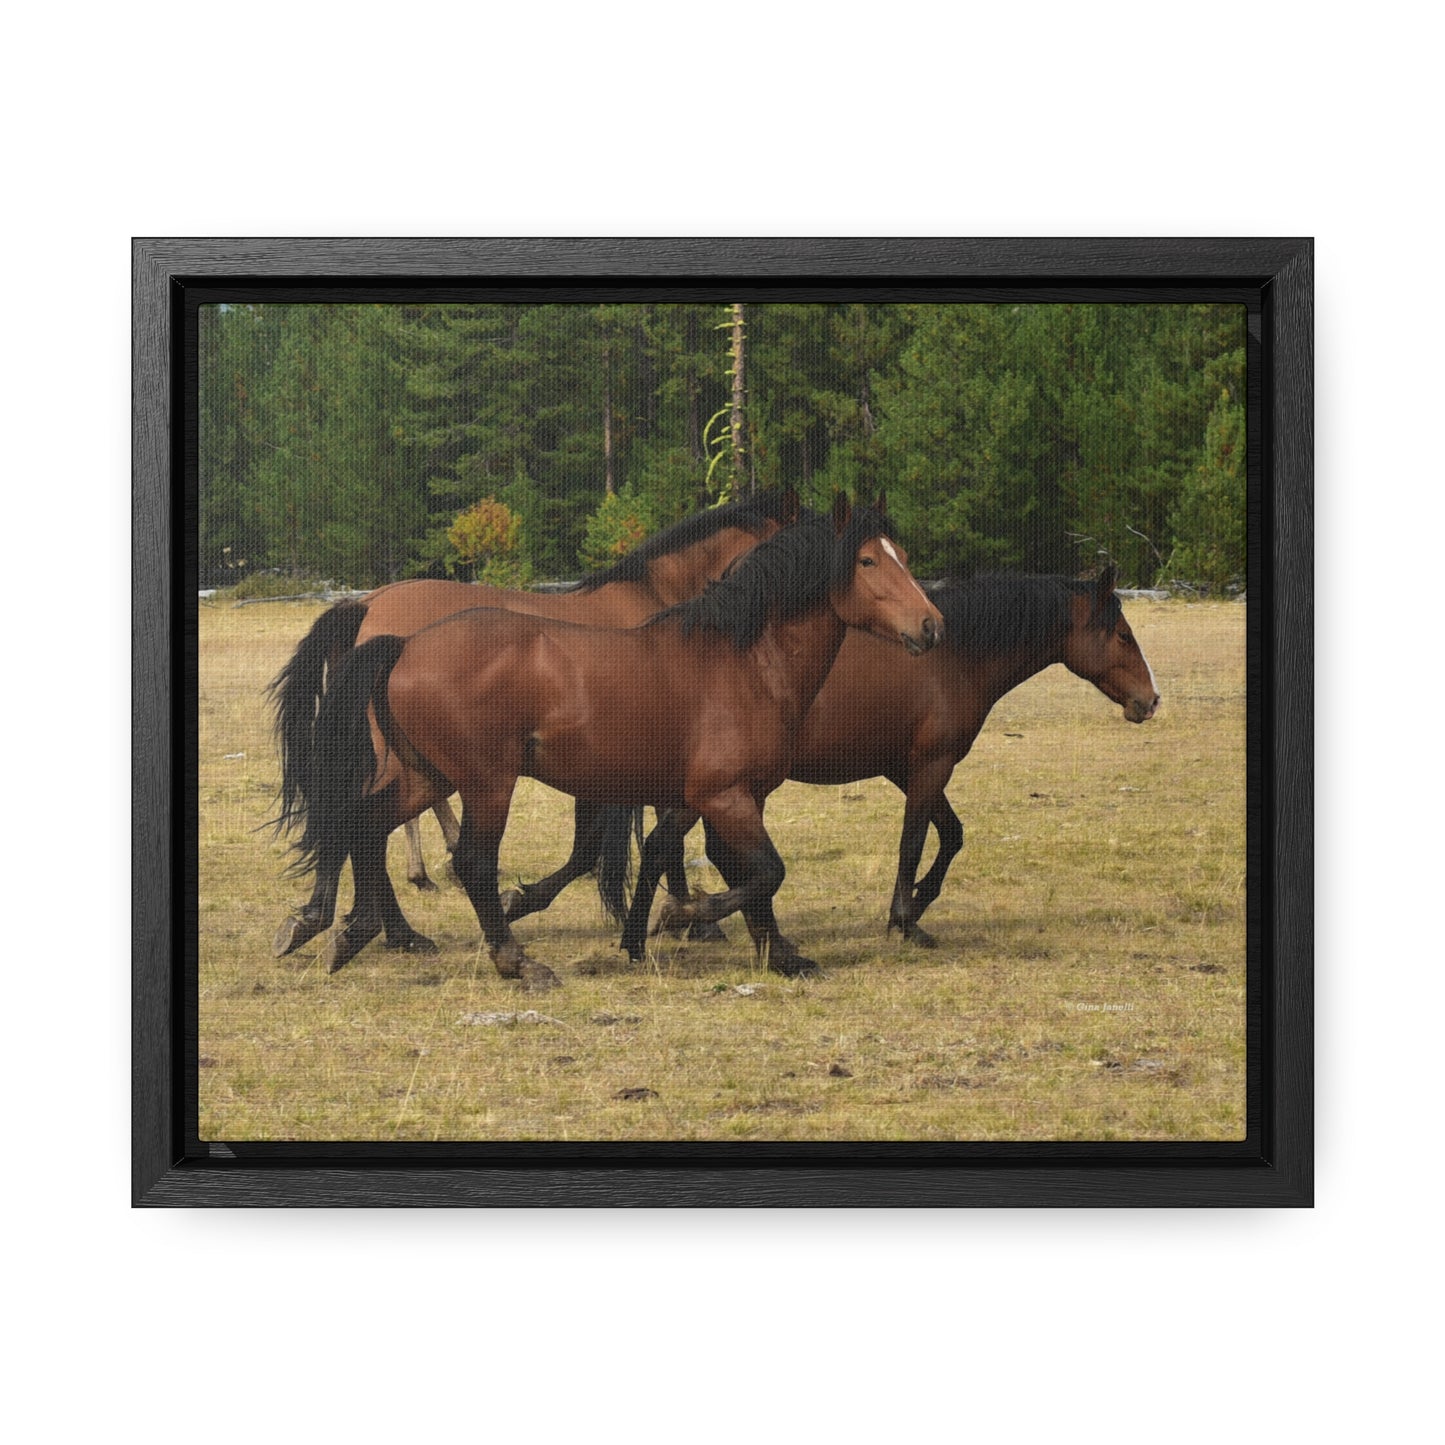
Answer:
[{"left": 1139, "top": 639, "right": 1160, "bottom": 700}]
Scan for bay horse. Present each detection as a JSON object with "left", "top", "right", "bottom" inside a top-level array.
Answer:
[
  {"left": 269, "top": 489, "right": 799, "bottom": 959},
  {"left": 290, "top": 496, "right": 942, "bottom": 989},
  {"left": 617, "top": 564, "right": 1161, "bottom": 955}
]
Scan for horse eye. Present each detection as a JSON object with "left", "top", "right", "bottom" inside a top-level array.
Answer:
[{"left": 859, "top": 556, "right": 877, "bottom": 567}]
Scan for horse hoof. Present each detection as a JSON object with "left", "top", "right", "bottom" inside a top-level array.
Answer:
[
  {"left": 520, "top": 960, "right": 562, "bottom": 992},
  {"left": 762, "top": 947, "right": 820, "bottom": 982},
  {"left": 490, "top": 939, "right": 529, "bottom": 979},
  {"left": 499, "top": 889, "right": 525, "bottom": 920},
  {"left": 384, "top": 932, "right": 439, "bottom": 955},
  {"left": 688, "top": 919, "right": 727, "bottom": 944},
  {"left": 410, "top": 877, "right": 439, "bottom": 893},
  {"left": 769, "top": 953, "right": 822, "bottom": 979},
  {"left": 321, "top": 935, "right": 351, "bottom": 975},
  {"left": 273, "top": 913, "right": 323, "bottom": 959},
  {"left": 652, "top": 897, "right": 692, "bottom": 936}
]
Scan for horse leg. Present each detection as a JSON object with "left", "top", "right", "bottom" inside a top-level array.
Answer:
[
  {"left": 623, "top": 810, "right": 696, "bottom": 961},
  {"left": 378, "top": 857, "right": 440, "bottom": 954},
  {"left": 886, "top": 767, "right": 958, "bottom": 948},
  {"left": 501, "top": 799, "right": 609, "bottom": 923},
  {"left": 319, "top": 808, "right": 392, "bottom": 974},
  {"left": 434, "top": 797, "right": 463, "bottom": 883},
  {"left": 403, "top": 798, "right": 462, "bottom": 891},
  {"left": 664, "top": 790, "right": 817, "bottom": 978},
  {"left": 434, "top": 797, "right": 461, "bottom": 850},
  {"left": 651, "top": 813, "right": 728, "bottom": 943},
  {"left": 272, "top": 858, "right": 342, "bottom": 958},
  {"left": 652, "top": 815, "right": 732, "bottom": 943},
  {"left": 908, "top": 796, "right": 963, "bottom": 938},
  {"left": 702, "top": 822, "right": 815, "bottom": 976},
  {"left": 645, "top": 808, "right": 719, "bottom": 941},
  {"left": 402, "top": 816, "right": 437, "bottom": 891},
  {"left": 451, "top": 787, "right": 561, "bottom": 993}
]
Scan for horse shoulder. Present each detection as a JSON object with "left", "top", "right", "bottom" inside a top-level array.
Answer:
[{"left": 815, "top": 631, "right": 932, "bottom": 731}]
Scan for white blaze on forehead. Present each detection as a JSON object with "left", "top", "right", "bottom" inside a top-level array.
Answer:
[{"left": 878, "top": 537, "right": 934, "bottom": 610}]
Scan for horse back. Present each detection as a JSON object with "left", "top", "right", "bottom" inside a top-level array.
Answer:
[{"left": 357, "top": 577, "right": 660, "bottom": 645}]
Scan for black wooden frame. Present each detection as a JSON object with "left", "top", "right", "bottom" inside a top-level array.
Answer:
[{"left": 134, "top": 238, "right": 1312, "bottom": 1206}]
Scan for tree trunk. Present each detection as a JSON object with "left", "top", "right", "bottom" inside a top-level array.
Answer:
[
  {"left": 603, "top": 341, "right": 615, "bottom": 496},
  {"left": 730, "top": 303, "right": 748, "bottom": 494}
]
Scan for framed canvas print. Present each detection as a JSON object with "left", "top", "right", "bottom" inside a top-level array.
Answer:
[{"left": 134, "top": 238, "right": 1312, "bottom": 1206}]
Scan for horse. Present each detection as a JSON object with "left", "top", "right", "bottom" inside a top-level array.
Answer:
[
  {"left": 268, "top": 488, "right": 800, "bottom": 960},
  {"left": 616, "top": 563, "right": 1161, "bottom": 955},
  {"left": 289, "top": 495, "right": 943, "bottom": 989}
]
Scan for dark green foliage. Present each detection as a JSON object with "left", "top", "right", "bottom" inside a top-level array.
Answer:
[
  {"left": 580, "top": 486, "right": 660, "bottom": 572},
  {"left": 199, "top": 303, "right": 283, "bottom": 585},
  {"left": 198, "top": 301, "right": 1248, "bottom": 588},
  {"left": 1163, "top": 385, "right": 1247, "bottom": 591}
]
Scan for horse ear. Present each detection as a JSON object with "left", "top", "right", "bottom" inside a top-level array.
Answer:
[
  {"left": 780, "top": 486, "right": 800, "bottom": 524},
  {"left": 874, "top": 490, "right": 888, "bottom": 516},
  {"left": 832, "top": 491, "right": 852, "bottom": 535},
  {"left": 1091, "top": 562, "right": 1119, "bottom": 621}
]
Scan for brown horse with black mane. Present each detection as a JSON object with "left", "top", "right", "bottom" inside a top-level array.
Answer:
[
  {"left": 269, "top": 488, "right": 799, "bottom": 959},
  {"left": 288, "top": 497, "right": 942, "bottom": 989},
  {"left": 616, "top": 563, "right": 1160, "bottom": 956}
]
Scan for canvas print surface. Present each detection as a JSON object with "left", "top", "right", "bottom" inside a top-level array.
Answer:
[{"left": 197, "top": 300, "right": 1246, "bottom": 1142}]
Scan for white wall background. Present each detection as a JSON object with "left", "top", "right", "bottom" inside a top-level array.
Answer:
[{"left": 3, "top": 4, "right": 1432, "bottom": 1440}]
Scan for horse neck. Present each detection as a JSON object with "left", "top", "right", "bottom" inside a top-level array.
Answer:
[
  {"left": 643, "top": 531, "right": 749, "bottom": 607},
  {"left": 937, "top": 578, "right": 1077, "bottom": 704},
  {"left": 985, "top": 642, "right": 1059, "bottom": 699},
  {"left": 751, "top": 601, "right": 849, "bottom": 726},
  {"left": 940, "top": 628, "right": 1063, "bottom": 724}
]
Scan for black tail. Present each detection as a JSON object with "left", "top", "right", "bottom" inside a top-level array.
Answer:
[
  {"left": 267, "top": 599, "right": 368, "bottom": 834},
  {"left": 289, "top": 635, "right": 407, "bottom": 880},
  {"left": 595, "top": 805, "right": 644, "bottom": 924}
]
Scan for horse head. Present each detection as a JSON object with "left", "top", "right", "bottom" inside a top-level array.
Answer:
[
  {"left": 829, "top": 492, "right": 943, "bottom": 656},
  {"left": 1063, "top": 564, "right": 1160, "bottom": 722}
]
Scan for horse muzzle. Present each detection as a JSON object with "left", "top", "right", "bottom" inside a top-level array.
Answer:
[
  {"left": 902, "top": 613, "right": 942, "bottom": 656},
  {"left": 1125, "top": 694, "right": 1161, "bottom": 724}
]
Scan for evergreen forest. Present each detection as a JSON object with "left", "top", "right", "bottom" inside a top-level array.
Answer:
[{"left": 199, "top": 300, "right": 1247, "bottom": 592}]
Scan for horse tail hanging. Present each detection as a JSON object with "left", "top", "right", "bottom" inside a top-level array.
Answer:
[
  {"left": 266, "top": 599, "right": 368, "bottom": 834},
  {"left": 289, "top": 634, "right": 407, "bottom": 880},
  {"left": 594, "top": 805, "right": 644, "bottom": 925}
]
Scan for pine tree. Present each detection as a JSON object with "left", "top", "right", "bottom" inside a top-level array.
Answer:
[
  {"left": 197, "top": 298, "right": 1249, "bottom": 590},
  {"left": 1163, "top": 383, "right": 1247, "bottom": 591},
  {"left": 873, "top": 303, "right": 1049, "bottom": 574},
  {"left": 198, "top": 302, "right": 282, "bottom": 583}
]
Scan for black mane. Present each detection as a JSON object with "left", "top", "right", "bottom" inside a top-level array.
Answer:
[
  {"left": 651, "top": 504, "right": 898, "bottom": 650},
  {"left": 929, "top": 571, "right": 1121, "bottom": 657},
  {"left": 570, "top": 488, "right": 799, "bottom": 593}
]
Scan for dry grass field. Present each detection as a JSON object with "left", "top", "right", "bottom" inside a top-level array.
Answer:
[{"left": 198, "top": 595, "right": 1245, "bottom": 1142}]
